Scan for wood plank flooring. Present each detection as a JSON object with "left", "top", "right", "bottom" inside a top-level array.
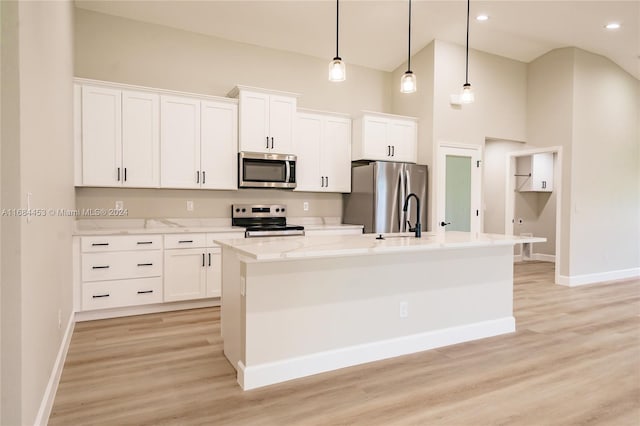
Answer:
[{"left": 49, "top": 262, "right": 640, "bottom": 425}]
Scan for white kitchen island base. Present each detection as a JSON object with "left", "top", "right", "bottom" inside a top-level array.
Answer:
[{"left": 219, "top": 232, "right": 543, "bottom": 390}]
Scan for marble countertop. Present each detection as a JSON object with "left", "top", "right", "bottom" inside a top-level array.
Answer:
[
  {"left": 216, "top": 231, "right": 546, "bottom": 261},
  {"left": 73, "top": 217, "right": 363, "bottom": 236}
]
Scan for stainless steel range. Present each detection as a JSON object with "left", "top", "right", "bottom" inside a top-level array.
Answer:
[{"left": 232, "top": 204, "right": 305, "bottom": 238}]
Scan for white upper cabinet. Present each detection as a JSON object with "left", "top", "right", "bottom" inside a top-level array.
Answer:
[
  {"left": 517, "top": 152, "right": 554, "bottom": 192},
  {"left": 352, "top": 112, "right": 418, "bottom": 163},
  {"left": 200, "top": 101, "right": 238, "bottom": 190},
  {"left": 160, "top": 95, "right": 201, "bottom": 188},
  {"left": 160, "top": 95, "right": 238, "bottom": 190},
  {"left": 122, "top": 90, "right": 160, "bottom": 187},
  {"left": 231, "top": 86, "right": 298, "bottom": 155},
  {"left": 81, "top": 85, "right": 122, "bottom": 186},
  {"left": 294, "top": 111, "right": 351, "bottom": 193},
  {"left": 79, "top": 84, "right": 160, "bottom": 187}
]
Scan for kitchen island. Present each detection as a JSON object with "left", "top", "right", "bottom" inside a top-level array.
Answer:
[{"left": 218, "top": 231, "right": 545, "bottom": 390}]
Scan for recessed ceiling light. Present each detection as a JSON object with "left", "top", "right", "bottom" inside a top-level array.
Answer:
[
  {"left": 476, "top": 14, "right": 489, "bottom": 21},
  {"left": 605, "top": 22, "right": 621, "bottom": 30}
]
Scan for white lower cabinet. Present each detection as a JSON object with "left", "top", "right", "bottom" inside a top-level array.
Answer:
[
  {"left": 79, "top": 235, "right": 163, "bottom": 311},
  {"left": 163, "top": 232, "right": 241, "bottom": 302}
]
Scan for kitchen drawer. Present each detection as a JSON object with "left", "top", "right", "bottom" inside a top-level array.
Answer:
[
  {"left": 81, "top": 235, "right": 162, "bottom": 253},
  {"left": 82, "top": 251, "right": 162, "bottom": 282},
  {"left": 82, "top": 277, "right": 163, "bottom": 311},
  {"left": 164, "top": 233, "right": 207, "bottom": 249},
  {"left": 206, "top": 231, "right": 245, "bottom": 247}
]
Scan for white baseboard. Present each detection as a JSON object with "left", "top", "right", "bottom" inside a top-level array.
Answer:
[
  {"left": 514, "top": 253, "right": 556, "bottom": 263},
  {"left": 237, "top": 316, "right": 515, "bottom": 390},
  {"left": 75, "top": 299, "right": 219, "bottom": 322},
  {"left": 34, "top": 312, "right": 75, "bottom": 426},
  {"left": 558, "top": 267, "right": 640, "bottom": 287}
]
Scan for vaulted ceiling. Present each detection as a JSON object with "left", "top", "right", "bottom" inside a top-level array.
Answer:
[{"left": 75, "top": 1, "right": 639, "bottom": 79}]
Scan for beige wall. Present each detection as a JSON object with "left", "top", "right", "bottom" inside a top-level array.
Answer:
[
  {"left": 390, "top": 40, "right": 527, "bottom": 231},
  {"left": 0, "top": 1, "right": 75, "bottom": 423},
  {"left": 74, "top": 9, "right": 393, "bottom": 218},
  {"left": 569, "top": 49, "right": 639, "bottom": 276},
  {"left": 528, "top": 47, "right": 640, "bottom": 279}
]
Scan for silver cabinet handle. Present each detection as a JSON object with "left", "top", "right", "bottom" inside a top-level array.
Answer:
[
  {"left": 91, "top": 265, "right": 110, "bottom": 269},
  {"left": 137, "top": 263, "right": 153, "bottom": 267},
  {"left": 178, "top": 240, "right": 193, "bottom": 244},
  {"left": 196, "top": 170, "right": 200, "bottom": 183},
  {"left": 136, "top": 241, "right": 153, "bottom": 245},
  {"left": 271, "top": 137, "right": 274, "bottom": 149},
  {"left": 208, "top": 253, "right": 211, "bottom": 267},
  {"left": 202, "top": 171, "right": 206, "bottom": 184},
  {"left": 137, "top": 290, "right": 153, "bottom": 294},
  {"left": 117, "top": 167, "right": 121, "bottom": 181},
  {"left": 266, "top": 136, "right": 269, "bottom": 148},
  {"left": 91, "top": 243, "right": 109, "bottom": 246}
]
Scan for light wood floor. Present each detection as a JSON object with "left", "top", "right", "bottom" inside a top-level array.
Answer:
[{"left": 50, "top": 262, "right": 640, "bottom": 425}]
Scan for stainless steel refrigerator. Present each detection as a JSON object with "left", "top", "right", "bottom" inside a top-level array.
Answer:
[{"left": 343, "top": 162, "right": 428, "bottom": 234}]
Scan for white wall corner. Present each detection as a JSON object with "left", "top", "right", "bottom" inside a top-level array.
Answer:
[{"left": 34, "top": 313, "right": 75, "bottom": 426}]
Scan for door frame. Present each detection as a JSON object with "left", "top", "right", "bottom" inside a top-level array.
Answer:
[
  {"left": 504, "top": 146, "right": 563, "bottom": 284},
  {"left": 434, "top": 142, "right": 482, "bottom": 233}
]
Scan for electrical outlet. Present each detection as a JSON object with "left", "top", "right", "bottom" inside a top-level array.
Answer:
[
  {"left": 399, "top": 301, "right": 409, "bottom": 318},
  {"left": 115, "top": 200, "right": 124, "bottom": 211},
  {"left": 303, "top": 201, "right": 309, "bottom": 212},
  {"left": 186, "top": 200, "right": 194, "bottom": 211}
]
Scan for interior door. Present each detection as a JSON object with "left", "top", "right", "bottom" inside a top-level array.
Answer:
[{"left": 436, "top": 145, "right": 481, "bottom": 233}]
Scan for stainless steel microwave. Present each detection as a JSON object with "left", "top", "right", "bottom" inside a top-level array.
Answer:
[{"left": 238, "top": 152, "right": 297, "bottom": 189}]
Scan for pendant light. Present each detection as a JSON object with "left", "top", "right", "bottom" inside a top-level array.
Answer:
[
  {"left": 400, "top": 0, "right": 416, "bottom": 93},
  {"left": 460, "top": 0, "right": 475, "bottom": 103},
  {"left": 328, "top": 0, "right": 346, "bottom": 82}
]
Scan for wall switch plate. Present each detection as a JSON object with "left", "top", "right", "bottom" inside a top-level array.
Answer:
[
  {"left": 186, "top": 200, "right": 194, "bottom": 211},
  {"left": 399, "top": 301, "right": 409, "bottom": 318},
  {"left": 303, "top": 201, "right": 309, "bottom": 212},
  {"left": 115, "top": 200, "right": 124, "bottom": 211}
]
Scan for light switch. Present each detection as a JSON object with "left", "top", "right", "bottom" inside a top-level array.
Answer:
[{"left": 186, "top": 200, "right": 194, "bottom": 211}]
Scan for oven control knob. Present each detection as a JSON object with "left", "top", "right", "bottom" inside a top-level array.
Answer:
[
  {"left": 241, "top": 208, "right": 246, "bottom": 213},
  {"left": 281, "top": 208, "right": 286, "bottom": 212},
  {"left": 275, "top": 208, "right": 280, "bottom": 212},
  {"left": 235, "top": 208, "right": 240, "bottom": 213}
]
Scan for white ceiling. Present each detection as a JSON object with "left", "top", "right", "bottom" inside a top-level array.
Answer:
[{"left": 75, "top": 1, "right": 639, "bottom": 79}]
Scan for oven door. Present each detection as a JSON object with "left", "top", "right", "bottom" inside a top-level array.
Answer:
[{"left": 239, "top": 152, "right": 296, "bottom": 189}]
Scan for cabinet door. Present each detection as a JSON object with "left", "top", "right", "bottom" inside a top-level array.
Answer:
[
  {"left": 122, "top": 90, "right": 160, "bottom": 187},
  {"left": 362, "top": 116, "right": 390, "bottom": 160},
  {"left": 163, "top": 248, "right": 206, "bottom": 302},
  {"left": 238, "top": 91, "right": 270, "bottom": 153},
  {"left": 532, "top": 152, "right": 553, "bottom": 191},
  {"left": 294, "top": 113, "right": 323, "bottom": 191},
  {"left": 81, "top": 85, "right": 122, "bottom": 186},
  {"left": 201, "top": 101, "right": 238, "bottom": 190},
  {"left": 388, "top": 119, "right": 417, "bottom": 163},
  {"left": 205, "top": 248, "right": 222, "bottom": 297},
  {"left": 269, "top": 95, "right": 296, "bottom": 154},
  {"left": 323, "top": 117, "right": 352, "bottom": 193},
  {"left": 160, "top": 96, "right": 201, "bottom": 188}
]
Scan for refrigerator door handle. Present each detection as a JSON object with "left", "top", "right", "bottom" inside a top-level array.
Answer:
[{"left": 397, "top": 168, "right": 404, "bottom": 232}]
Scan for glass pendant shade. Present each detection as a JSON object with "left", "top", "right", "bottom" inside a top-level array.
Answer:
[
  {"left": 400, "top": 71, "right": 417, "bottom": 93},
  {"left": 328, "top": 57, "right": 346, "bottom": 82},
  {"left": 461, "top": 83, "right": 475, "bottom": 104}
]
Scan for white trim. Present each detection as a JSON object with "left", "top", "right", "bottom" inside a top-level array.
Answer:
[
  {"left": 236, "top": 316, "right": 515, "bottom": 390},
  {"left": 505, "top": 146, "right": 563, "bottom": 285},
  {"left": 558, "top": 267, "right": 640, "bottom": 287},
  {"left": 534, "top": 253, "right": 556, "bottom": 263},
  {"left": 75, "top": 299, "right": 218, "bottom": 322},
  {"left": 34, "top": 313, "right": 75, "bottom": 426},
  {"left": 74, "top": 77, "right": 238, "bottom": 104}
]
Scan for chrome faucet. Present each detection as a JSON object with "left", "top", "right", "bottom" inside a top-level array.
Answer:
[{"left": 403, "top": 193, "right": 421, "bottom": 238}]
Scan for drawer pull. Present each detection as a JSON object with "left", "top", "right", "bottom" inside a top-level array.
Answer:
[
  {"left": 137, "top": 290, "right": 154, "bottom": 295},
  {"left": 178, "top": 240, "right": 193, "bottom": 244},
  {"left": 92, "top": 294, "right": 110, "bottom": 299},
  {"left": 137, "top": 263, "right": 154, "bottom": 267},
  {"left": 91, "top": 243, "right": 109, "bottom": 247},
  {"left": 91, "top": 265, "right": 110, "bottom": 269},
  {"left": 137, "top": 241, "right": 153, "bottom": 245}
]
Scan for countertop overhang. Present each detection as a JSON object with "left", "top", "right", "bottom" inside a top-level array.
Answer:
[{"left": 216, "top": 231, "right": 546, "bottom": 262}]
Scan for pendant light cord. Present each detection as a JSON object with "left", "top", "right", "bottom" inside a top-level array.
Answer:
[
  {"left": 465, "top": 0, "right": 470, "bottom": 84},
  {"left": 407, "top": 0, "right": 412, "bottom": 71},
  {"left": 335, "top": 0, "right": 340, "bottom": 58}
]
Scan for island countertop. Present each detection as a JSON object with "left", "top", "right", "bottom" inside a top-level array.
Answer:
[{"left": 216, "top": 231, "right": 545, "bottom": 261}]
